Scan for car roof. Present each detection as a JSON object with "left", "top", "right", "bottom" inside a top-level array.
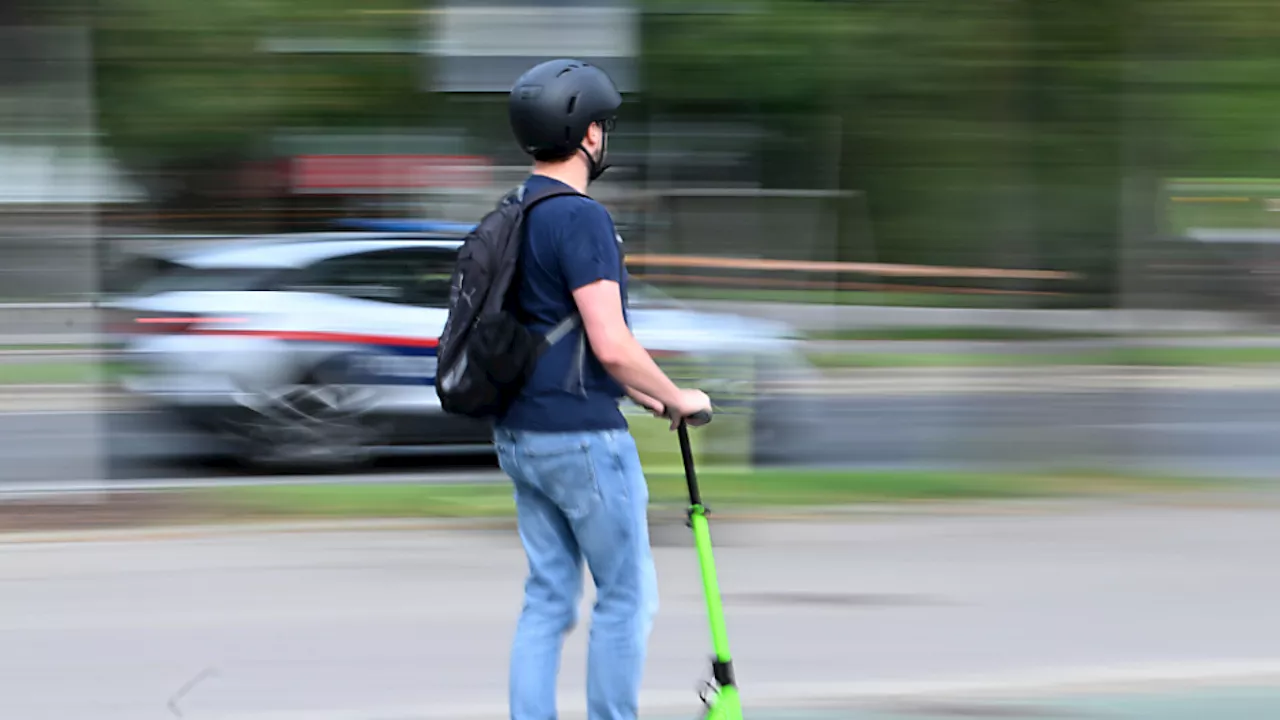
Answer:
[
  {"left": 333, "top": 218, "right": 478, "bottom": 234},
  {"left": 155, "top": 233, "right": 464, "bottom": 269}
]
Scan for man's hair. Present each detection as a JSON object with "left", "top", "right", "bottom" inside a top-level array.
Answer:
[
  {"left": 531, "top": 120, "right": 604, "bottom": 164},
  {"left": 532, "top": 147, "right": 577, "bottom": 164}
]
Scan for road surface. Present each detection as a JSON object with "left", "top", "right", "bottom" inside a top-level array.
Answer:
[
  {"left": 0, "top": 410, "right": 500, "bottom": 486},
  {"left": 6, "top": 382, "right": 1280, "bottom": 485},
  {"left": 1, "top": 504, "right": 1279, "bottom": 719},
  {"left": 757, "top": 386, "right": 1280, "bottom": 476}
]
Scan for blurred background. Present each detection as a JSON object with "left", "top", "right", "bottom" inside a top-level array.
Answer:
[
  {"left": 3, "top": 1, "right": 1280, "bottom": 717},
  {"left": 13, "top": 0, "right": 1280, "bottom": 306},
  {"left": 4, "top": 0, "right": 1280, "bottom": 486}
]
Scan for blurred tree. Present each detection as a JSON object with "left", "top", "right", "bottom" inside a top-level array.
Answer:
[
  {"left": 93, "top": 0, "right": 426, "bottom": 203},
  {"left": 640, "top": 0, "right": 1166, "bottom": 303},
  {"left": 91, "top": 0, "right": 1280, "bottom": 304}
]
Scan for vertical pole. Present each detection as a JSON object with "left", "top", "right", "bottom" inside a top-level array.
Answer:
[{"left": 679, "top": 422, "right": 733, "bottom": 666}]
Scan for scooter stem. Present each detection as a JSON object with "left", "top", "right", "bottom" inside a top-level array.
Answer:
[{"left": 678, "top": 421, "right": 738, "bottom": 711}]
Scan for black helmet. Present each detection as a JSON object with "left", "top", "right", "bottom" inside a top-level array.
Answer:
[{"left": 509, "top": 59, "right": 622, "bottom": 166}]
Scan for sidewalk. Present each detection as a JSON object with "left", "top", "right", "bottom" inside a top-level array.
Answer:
[
  {"left": 6, "top": 507, "right": 1280, "bottom": 719},
  {"left": 645, "top": 685, "right": 1280, "bottom": 719},
  {"left": 209, "top": 683, "right": 1280, "bottom": 719}
]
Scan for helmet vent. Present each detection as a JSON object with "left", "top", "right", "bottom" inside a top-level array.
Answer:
[{"left": 566, "top": 95, "right": 578, "bottom": 115}]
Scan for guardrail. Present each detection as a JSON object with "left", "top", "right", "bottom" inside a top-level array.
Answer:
[
  {"left": 683, "top": 301, "right": 1263, "bottom": 333},
  {"left": 626, "top": 253, "right": 1079, "bottom": 299},
  {"left": 630, "top": 274, "right": 1068, "bottom": 298},
  {"left": 626, "top": 254, "right": 1077, "bottom": 280}
]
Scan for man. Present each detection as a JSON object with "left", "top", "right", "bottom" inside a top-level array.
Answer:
[{"left": 494, "top": 58, "right": 713, "bottom": 720}]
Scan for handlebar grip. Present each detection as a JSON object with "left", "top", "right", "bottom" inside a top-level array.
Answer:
[
  {"left": 658, "top": 405, "right": 713, "bottom": 426},
  {"left": 684, "top": 409, "right": 713, "bottom": 427}
]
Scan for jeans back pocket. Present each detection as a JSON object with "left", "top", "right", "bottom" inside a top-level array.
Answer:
[{"left": 519, "top": 433, "right": 601, "bottom": 521}]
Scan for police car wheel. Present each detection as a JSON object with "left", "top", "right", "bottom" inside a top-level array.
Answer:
[{"left": 226, "top": 372, "right": 384, "bottom": 473}]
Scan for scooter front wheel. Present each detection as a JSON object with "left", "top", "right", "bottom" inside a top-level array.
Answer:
[{"left": 701, "top": 684, "right": 743, "bottom": 720}]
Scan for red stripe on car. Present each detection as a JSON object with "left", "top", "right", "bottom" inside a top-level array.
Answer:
[{"left": 191, "top": 328, "right": 440, "bottom": 348}]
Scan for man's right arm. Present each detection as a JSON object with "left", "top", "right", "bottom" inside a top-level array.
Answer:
[
  {"left": 572, "top": 279, "right": 708, "bottom": 422},
  {"left": 558, "top": 202, "right": 709, "bottom": 422},
  {"left": 573, "top": 279, "right": 678, "bottom": 406}
]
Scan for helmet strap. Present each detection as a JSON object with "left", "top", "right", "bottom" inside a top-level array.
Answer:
[{"left": 578, "top": 128, "right": 610, "bottom": 183}]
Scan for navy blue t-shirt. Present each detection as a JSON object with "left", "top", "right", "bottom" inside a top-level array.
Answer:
[{"left": 496, "top": 175, "right": 630, "bottom": 432}]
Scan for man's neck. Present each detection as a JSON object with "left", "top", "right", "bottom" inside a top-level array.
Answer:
[{"left": 531, "top": 158, "right": 589, "bottom": 194}]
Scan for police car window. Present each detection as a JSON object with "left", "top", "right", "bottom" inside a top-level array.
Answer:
[
  {"left": 289, "top": 252, "right": 410, "bottom": 302},
  {"left": 400, "top": 249, "right": 457, "bottom": 308},
  {"left": 290, "top": 248, "right": 456, "bottom": 305},
  {"left": 133, "top": 265, "right": 280, "bottom": 295}
]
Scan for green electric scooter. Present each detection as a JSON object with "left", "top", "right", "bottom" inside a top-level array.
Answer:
[{"left": 673, "top": 409, "right": 743, "bottom": 720}]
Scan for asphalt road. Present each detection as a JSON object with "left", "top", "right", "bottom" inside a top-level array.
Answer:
[
  {"left": 0, "top": 410, "right": 500, "bottom": 487},
  {"left": 756, "top": 387, "right": 1280, "bottom": 477},
  {"left": 6, "top": 384, "right": 1280, "bottom": 485},
  {"left": 2, "top": 505, "right": 1279, "bottom": 719}
]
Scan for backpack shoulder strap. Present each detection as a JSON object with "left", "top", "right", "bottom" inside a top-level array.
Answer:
[
  {"left": 521, "top": 184, "right": 587, "bottom": 211},
  {"left": 509, "top": 183, "right": 592, "bottom": 352},
  {"left": 542, "top": 312, "right": 581, "bottom": 346},
  {"left": 519, "top": 184, "right": 588, "bottom": 350}
]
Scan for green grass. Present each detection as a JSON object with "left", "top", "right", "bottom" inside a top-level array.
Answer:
[
  {"left": 203, "top": 470, "right": 1207, "bottom": 520},
  {"left": 1165, "top": 178, "right": 1280, "bottom": 234},
  {"left": 207, "top": 483, "right": 520, "bottom": 519},
  {"left": 627, "top": 409, "right": 753, "bottom": 472},
  {"left": 805, "top": 352, "right": 1021, "bottom": 368},
  {"left": 1105, "top": 346, "right": 1280, "bottom": 366},
  {"left": 0, "top": 359, "right": 132, "bottom": 385},
  {"left": 806, "top": 327, "right": 1117, "bottom": 342},
  {"left": 5, "top": 346, "right": 1280, "bottom": 386},
  {"left": 0, "top": 344, "right": 97, "bottom": 351},
  {"left": 806, "top": 346, "right": 1280, "bottom": 369},
  {"left": 0, "top": 361, "right": 100, "bottom": 385},
  {"left": 1168, "top": 200, "right": 1280, "bottom": 232},
  {"left": 6, "top": 346, "right": 1280, "bottom": 386}
]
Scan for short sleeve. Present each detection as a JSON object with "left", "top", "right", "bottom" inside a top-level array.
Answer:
[{"left": 556, "top": 200, "right": 621, "bottom": 292}]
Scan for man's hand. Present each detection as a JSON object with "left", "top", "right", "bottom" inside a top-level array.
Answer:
[{"left": 667, "top": 388, "right": 712, "bottom": 430}]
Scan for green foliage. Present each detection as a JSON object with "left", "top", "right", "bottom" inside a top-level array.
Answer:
[
  {"left": 92, "top": 0, "right": 1280, "bottom": 301},
  {"left": 94, "top": 0, "right": 426, "bottom": 173}
]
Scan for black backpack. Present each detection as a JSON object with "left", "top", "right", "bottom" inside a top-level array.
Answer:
[{"left": 435, "top": 183, "right": 585, "bottom": 419}]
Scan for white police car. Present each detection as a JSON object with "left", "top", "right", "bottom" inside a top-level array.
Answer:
[{"left": 107, "top": 223, "right": 803, "bottom": 469}]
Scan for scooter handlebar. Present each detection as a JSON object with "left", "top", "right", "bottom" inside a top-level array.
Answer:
[
  {"left": 682, "top": 409, "right": 713, "bottom": 427},
  {"left": 639, "top": 400, "right": 713, "bottom": 427},
  {"left": 664, "top": 409, "right": 713, "bottom": 427}
]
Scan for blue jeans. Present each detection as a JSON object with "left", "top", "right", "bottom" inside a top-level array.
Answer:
[{"left": 493, "top": 426, "right": 659, "bottom": 720}]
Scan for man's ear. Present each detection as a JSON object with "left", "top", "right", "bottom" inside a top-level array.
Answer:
[{"left": 585, "top": 122, "right": 603, "bottom": 149}]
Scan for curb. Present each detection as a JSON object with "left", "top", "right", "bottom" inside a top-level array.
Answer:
[
  {"left": 0, "top": 517, "right": 521, "bottom": 545},
  {"left": 2, "top": 489, "right": 1261, "bottom": 545}
]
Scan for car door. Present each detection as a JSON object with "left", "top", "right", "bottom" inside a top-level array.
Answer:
[
  {"left": 276, "top": 246, "right": 456, "bottom": 384},
  {"left": 284, "top": 244, "right": 491, "bottom": 445}
]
